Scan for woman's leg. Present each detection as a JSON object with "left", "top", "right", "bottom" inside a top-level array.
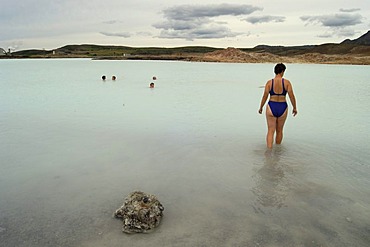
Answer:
[
  {"left": 266, "top": 104, "right": 276, "bottom": 149},
  {"left": 276, "top": 108, "right": 288, "bottom": 144}
]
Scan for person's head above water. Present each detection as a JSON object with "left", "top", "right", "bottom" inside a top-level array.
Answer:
[
  {"left": 102, "top": 75, "right": 106, "bottom": 80},
  {"left": 150, "top": 82, "right": 155, "bottom": 88},
  {"left": 274, "top": 63, "right": 286, "bottom": 75}
]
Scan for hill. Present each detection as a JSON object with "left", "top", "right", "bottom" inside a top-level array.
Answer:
[
  {"left": 4, "top": 30, "right": 370, "bottom": 64},
  {"left": 341, "top": 30, "right": 370, "bottom": 45},
  {"left": 198, "top": 47, "right": 370, "bottom": 65}
]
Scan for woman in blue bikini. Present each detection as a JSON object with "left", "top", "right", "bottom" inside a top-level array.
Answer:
[{"left": 258, "top": 63, "right": 297, "bottom": 149}]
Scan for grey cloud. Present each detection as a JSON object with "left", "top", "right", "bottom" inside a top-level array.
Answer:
[
  {"left": 317, "top": 33, "right": 333, "bottom": 38},
  {"left": 154, "top": 4, "right": 262, "bottom": 40},
  {"left": 136, "top": 32, "right": 152, "bottom": 36},
  {"left": 244, "top": 15, "right": 286, "bottom": 24},
  {"left": 153, "top": 19, "right": 207, "bottom": 31},
  {"left": 163, "top": 4, "right": 263, "bottom": 21},
  {"left": 100, "top": 32, "right": 131, "bottom": 38},
  {"left": 339, "top": 8, "right": 361, "bottom": 13},
  {"left": 300, "top": 13, "right": 363, "bottom": 27},
  {"left": 0, "top": 1, "right": 64, "bottom": 24},
  {"left": 191, "top": 27, "right": 239, "bottom": 39},
  {"left": 317, "top": 28, "right": 358, "bottom": 38},
  {"left": 103, "top": 20, "right": 120, "bottom": 24},
  {"left": 300, "top": 11, "right": 364, "bottom": 40},
  {"left": 158, "top": 25, "right": 240, "bottom": 41},
  {"left": 335, "top": 28, "right": 358, "bottom": 37}
]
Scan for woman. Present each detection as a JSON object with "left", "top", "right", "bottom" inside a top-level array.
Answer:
[{"left": 258, "top": 63, "right": 297, "bottom": 149}]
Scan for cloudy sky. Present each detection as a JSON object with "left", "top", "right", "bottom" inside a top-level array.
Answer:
[{"left": 1, "top": 0, "right": 369, "bottom": 51}]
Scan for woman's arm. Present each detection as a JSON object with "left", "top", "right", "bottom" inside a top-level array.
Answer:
[
  {"left": 286, "top": 80, "right": 297, "bottom": 116},
  {"left": 258, "top": 81, "right": 270, "bottom": 114}
]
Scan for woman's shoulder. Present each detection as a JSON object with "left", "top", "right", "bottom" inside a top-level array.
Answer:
[
  {"left": 264, "top": 79, "right": 272, "bottom": 91},
  {"left": 265, "top": 79, "right": 272, "bottom": 88},
  {"left": 283, "top": 78, "right": 292, "bottom": 85},
  {"left": 283, "top": 78, "right": 293, "bottom": 91}
]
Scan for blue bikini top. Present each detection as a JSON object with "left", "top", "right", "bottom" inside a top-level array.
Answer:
[{"left": 269, "top": 78, "right": 287, "bottom": 96}]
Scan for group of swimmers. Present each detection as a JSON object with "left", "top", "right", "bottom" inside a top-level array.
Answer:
[
  {"left": 150, "top": 76, "right": 156, "bottom": 88},
  {"left": 101, "top": 75, "right": 157, "bottom": 88},
  {"left": 101, "top": 75, "right": 116, "bottom": 81}
]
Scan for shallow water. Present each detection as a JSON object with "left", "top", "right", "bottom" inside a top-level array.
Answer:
[{"left": 0, "top": 59, "right": 369, "bottom": 246}]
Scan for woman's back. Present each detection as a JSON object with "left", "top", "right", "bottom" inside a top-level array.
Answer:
[{"left": 269, "top": 77, "right": 289, "bottom": 102}]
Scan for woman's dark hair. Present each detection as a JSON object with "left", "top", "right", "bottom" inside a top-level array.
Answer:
[{"left": 274, "top": 63, "right": 286, "bottom": 74}]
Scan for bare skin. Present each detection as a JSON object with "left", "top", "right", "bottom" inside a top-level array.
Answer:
[{"left": 259, "top": 72, "right": 297, "bottom": 149}]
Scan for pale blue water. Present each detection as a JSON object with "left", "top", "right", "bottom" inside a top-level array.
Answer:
[{"left": 0, "top": 59, "right": 369, "bottom": 246}]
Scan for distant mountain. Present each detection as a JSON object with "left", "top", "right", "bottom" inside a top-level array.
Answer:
[
  {"left": 244, "top": 30, "right": 370, "bottom": 56},
  {"left": 341, "top": 31, "right": 370, "bottom": 45}
]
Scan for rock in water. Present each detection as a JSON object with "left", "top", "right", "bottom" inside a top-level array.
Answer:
[{"left": 114, "top": 191, "right": 164, "bottom": 233}]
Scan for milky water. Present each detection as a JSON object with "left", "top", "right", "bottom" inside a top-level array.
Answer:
[{"left": 0, "top": 59, "right": 369, "bottom": 247}]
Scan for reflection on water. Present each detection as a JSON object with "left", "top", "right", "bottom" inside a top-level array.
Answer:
[{"left": 252, "top": 147, "right": 292, "bottom": 211}]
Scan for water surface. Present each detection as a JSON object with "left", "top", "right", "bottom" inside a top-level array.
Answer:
[{"left": 0, "top": 59, "right": 369, "bottom": 246}]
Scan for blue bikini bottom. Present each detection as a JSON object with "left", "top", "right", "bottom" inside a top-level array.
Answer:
[{"left": 268, "top": 101, "right": 288, "bottom": 118}]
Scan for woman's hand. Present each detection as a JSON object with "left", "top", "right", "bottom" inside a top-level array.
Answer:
[
  {"left": 258, "top": 108, "right": 263, "bottom": 114},
  {"left": 292, "top": 108, "right": 297, "bottom": 116}
]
